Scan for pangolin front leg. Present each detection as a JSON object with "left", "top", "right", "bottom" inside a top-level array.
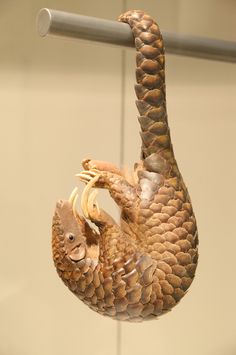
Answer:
[
  {"left": 82, "top": 158, "right": 122, "bottom": 176},
  {"left": 77, "top": 168, "right": 137, "bottom": 264},
  {"left": 77, "top": 161, "right": 139, "bottom": 221}
]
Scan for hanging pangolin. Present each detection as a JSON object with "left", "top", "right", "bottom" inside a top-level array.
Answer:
[{"left": 52, "top": 10, "right": 198, "bottom": 322}]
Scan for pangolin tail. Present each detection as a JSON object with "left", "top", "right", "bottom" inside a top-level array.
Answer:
[{"left": 119, "top": 10, "right": 178, "bottom": 177}]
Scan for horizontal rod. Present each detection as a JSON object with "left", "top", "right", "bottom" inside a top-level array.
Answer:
[{"left": 37, "top": 8, "right": 236, "bottom": 63}]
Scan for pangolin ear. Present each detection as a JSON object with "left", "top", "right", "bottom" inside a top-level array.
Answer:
[{"left": 84, "top": 220, "right": 98, "bottom": 246}]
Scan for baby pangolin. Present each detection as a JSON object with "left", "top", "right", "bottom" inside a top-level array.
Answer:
[{"left": 52, "top": 10, "right": 198, "bottom": 322}]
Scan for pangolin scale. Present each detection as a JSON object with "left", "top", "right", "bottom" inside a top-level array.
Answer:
[{"left": 52, "top": 10, "right": 198, "bottom": 322}]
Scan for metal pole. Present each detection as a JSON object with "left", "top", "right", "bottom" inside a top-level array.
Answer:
[
  {"left": 37, "top": 8, "right": 134, "bottom": 48},
  {"left": 37, "top": 8, "right": 236, "bottom": 63}
]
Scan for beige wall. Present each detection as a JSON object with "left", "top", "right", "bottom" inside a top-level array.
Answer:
[{"left": 0, "top": 1, "right": 236, "bottom": 355}]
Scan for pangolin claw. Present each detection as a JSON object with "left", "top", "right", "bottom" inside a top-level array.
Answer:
[
  {"left": 68, "top": 178, "right": 100, "bottom": 221},
  {"left": 88, "top": 189, "right": 100, "bottom": 216},
  {"left": 76, "top": 169, "right": 100, "bottom": 184},
  {"left": 68, "top": 187, "right": 82, "bottom": 221},
  {"left": 68, "top": 187, "right": 78, "bottom": 204},
  {"left": 80, "top": 174, "right": 100, "bottom": 219}
]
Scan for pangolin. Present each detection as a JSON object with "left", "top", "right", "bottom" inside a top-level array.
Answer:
[{"left": 52, "top": 10, "right": 198, "bottom": 322}]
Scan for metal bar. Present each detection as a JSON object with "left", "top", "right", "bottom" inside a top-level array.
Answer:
[
  {"left": 37, "top": 8, "right": 134, "bottom": 48},
  {"left": 37, "top": 8, "right": 236, "bottom": 63}
]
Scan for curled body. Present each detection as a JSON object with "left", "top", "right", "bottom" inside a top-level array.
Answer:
[{"left": 52, "top": 10, "right": 198, "bottom": 322}]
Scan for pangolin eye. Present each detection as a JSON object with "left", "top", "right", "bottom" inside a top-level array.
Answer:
[{"left": 67, "top": 233, "right": 75, "bottom": 242}]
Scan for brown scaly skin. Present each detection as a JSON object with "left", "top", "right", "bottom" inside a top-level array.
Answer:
[{"left": 52, "top": 10, "right": 198, "bottom": 322}]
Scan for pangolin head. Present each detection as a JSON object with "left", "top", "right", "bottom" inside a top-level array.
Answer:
[{"left": 52, "top": 192, "right": 99, "bottom": 280}]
